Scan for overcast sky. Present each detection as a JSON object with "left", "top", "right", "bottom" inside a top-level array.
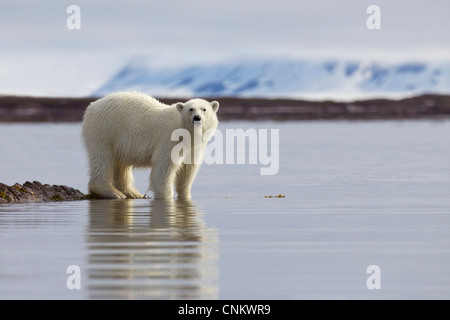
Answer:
[{"left": 1, "top": 0, "right": 449, "bottom": 96}]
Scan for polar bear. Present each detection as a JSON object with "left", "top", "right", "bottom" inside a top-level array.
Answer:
[{"left": 81, "top": 92, "right": 219, "bottom": 199}]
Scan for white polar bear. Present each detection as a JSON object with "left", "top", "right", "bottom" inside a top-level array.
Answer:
[{"left": 81, "top": 92, "right": 219, "bottom": 199}]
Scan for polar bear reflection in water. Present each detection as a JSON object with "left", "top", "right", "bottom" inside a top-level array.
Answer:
[{"left": 86, "top": 199, "right": 218, "bottom": 299}]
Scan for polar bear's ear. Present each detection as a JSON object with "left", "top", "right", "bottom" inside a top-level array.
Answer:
[
  {"left": 176, "top": 102, "right": 184, "bottom": 113},
  {"left": 211, "top": 101, "right": 219, "bottom": 113}
]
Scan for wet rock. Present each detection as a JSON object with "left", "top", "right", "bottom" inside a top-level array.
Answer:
[{"left": 0, "top": 181, "right": 86, "bottom": 203}]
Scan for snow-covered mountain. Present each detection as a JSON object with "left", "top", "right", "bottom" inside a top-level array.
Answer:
[{"left": 93, "top": 58, "right": 450, "bottom": 100}]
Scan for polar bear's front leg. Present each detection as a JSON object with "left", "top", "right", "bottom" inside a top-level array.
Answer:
[
  {"left": 150, "top": 162, "right": 178, "bottom": 199},
  {"left": 175, "top": 163, "right": 200, "bottom": 199}
]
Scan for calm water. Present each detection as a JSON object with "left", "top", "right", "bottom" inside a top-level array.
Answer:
[{"left": 0, "top": 120, "right": 449, "bottom": 299}]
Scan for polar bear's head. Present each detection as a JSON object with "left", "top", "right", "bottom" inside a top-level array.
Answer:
[{"left": 176, "top": 99, "right": 219, "bottom": 130}]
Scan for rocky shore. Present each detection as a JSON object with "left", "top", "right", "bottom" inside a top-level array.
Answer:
[
  {"left": 0, "top": 181, "right": 86, "bottom": 203},
  {"left": 1, "top": 94, "right": 449, "bottom": 122}
]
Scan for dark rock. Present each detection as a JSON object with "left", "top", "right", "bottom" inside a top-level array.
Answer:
[{"left": 0, "top": 181, "right": 86, "bottom": 203}]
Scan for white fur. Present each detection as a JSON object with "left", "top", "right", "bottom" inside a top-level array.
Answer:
[{"left": 81, "top": 92, "right": 219, "bottom": 199}]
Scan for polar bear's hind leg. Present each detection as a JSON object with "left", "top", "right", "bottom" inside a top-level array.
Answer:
[
  {"left": 113, "top": 163, "right": 144, "bottom": 199},
  {"left": 88, "top": 164, "right": 126, "bottom": 199}
]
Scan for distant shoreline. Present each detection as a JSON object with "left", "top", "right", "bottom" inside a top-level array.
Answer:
[{"left": 1, "top": 94, "right": 449, "bottom": 122}]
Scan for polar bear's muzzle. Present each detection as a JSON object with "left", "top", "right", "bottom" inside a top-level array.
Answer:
[{"left": 193, "top": 115, "right": 202, "bottom": 125}]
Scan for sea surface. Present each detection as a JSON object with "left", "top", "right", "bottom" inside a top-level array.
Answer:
[{"left": 0, "top": 120, "right": 449, "bottom": 299}]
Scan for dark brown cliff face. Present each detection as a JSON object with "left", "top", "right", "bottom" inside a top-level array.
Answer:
[{"left": 0, "top": 181, "right": 85, "bottom": 203}]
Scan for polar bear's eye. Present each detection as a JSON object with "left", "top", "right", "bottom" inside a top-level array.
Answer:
[
  {"left": 202, "top": 108, "right": 206, "bottom": 112},
  {"left": 189, "top": 108, "right": 194, "bottom": 112}
]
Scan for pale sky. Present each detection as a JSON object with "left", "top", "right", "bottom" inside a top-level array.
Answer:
[{"left": 0, "top": 0, "right": 449, "bottom": 96}]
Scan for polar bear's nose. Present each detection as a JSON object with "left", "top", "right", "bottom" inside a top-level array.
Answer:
[{"left": 193, "top": 115, "right": 201, "bottom": 122}]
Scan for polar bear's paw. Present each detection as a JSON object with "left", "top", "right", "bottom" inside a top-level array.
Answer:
[
  {"left": 112, "top": 190, "right": 127, "bottom": 199},
  {"left": 89, "top": 186, "right": 127, "bottom": 199},
  {"left": 123, "top": 188, "right": 145, "bottom": 199}
]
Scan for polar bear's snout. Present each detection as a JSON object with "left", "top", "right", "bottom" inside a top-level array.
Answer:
[{"left": 193, "top": 114, "right": 202, "bottom": 124}]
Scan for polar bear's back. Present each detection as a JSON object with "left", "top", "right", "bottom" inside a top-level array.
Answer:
[
  {"left": 82, "top": 92, "right": 180, "bottom": 164},
  {"left": 85, "top": 91, "right": 167, "bottom": 119},
  {"left": 83, "top": 91, "right": 179, "bottom": 131}
]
